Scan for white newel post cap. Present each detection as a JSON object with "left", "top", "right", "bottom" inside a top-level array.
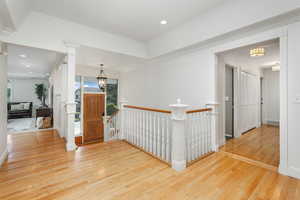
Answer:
[
  {"left": 169, "top": 98, "right": 189, "bottom": 120},
  {"left": 119, "top": 98, "right": 128, "bottom": 109},
  {"left": 205, "top": 101, "right": 220, "bottom": 114}
]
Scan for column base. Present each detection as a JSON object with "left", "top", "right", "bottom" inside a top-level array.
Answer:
[
  {"left": 172, "top": 160, "right": 186, "bottom": 171},
  {"left": 66, "top": 142, "right": 77, "bottom": 151},
  {"left": 212, "top": 144, "right": 219, "bottom": 152}
]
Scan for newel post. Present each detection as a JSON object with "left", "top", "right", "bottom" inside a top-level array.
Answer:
[
  {"left": 169, "top": 99, "right": 189, "bottom": 171},
  {"left": 119, "top": 98, "right": 128, "bottom": 140}
]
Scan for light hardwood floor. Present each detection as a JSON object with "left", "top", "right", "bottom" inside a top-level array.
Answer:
[
  {"left": 221, "top": 125, "right": 279, "bottom": 167},
  {"left": 1, "top": 129, "right": 299, "bottom": 200}
]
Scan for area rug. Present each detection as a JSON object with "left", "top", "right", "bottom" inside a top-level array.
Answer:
[{"left": 7, "top": 118, "right": 37, "bottom": 134}]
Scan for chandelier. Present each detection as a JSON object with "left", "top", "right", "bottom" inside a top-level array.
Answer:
[
  {"left": 96, "top": 64, "right": 107, "bottom": 91},
  {"left": 250, "top": 47, "right": 265, "bottom": 57}
]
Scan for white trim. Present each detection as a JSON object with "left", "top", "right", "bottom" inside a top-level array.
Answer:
[
  {"left": 285, "top": 166, "right": 300, "bottom": 179},
  {"left": 279, "top": 32, "right": 289, "bottom": 175},
  {"left": 213, "top": 27, "right": 288, "bottom": 175},
  {"left": 0, "top": 148, "right": 8, "bottom": 166}
]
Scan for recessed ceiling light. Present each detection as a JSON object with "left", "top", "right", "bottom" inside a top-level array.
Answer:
[
  {"left": 160, "top": 20, "right": 168, "bottom": 25},
  {"left": 29, "top": 72, "right": 33, "bottom": 74},
  {"left": 19, "top": 54, "right": 27, "bottom": 58},
  {"left": 25, "top": 64, "right": 31, "bottom": 68}
]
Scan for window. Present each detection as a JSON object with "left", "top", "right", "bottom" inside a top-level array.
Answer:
[
  {"left": 84, "top": 77, "right": 101, "bottom": 93},
  {"left": 76, "top": 76, "right": 119, "bottom": 117},
  {"left": 75, "top": 76, "right": 82, "bottom": 122},
  {"left": 106, "top": 79, "right": 118, "bottom": 116},
  {"left": 74, "top": 76, "right": 82, "bottom": 136}
]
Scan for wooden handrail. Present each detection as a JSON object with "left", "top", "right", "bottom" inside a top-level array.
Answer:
[
  {"left": 186, "top": 108, "right": 212, "bottom": 114},
  {"left": 124, "top": 105, "right": 171, "bottom": 114}
]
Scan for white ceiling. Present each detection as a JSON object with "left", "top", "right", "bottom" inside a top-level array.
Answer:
[
  {"left": 76, "top": 46, "right": 146, "bottom": 72},
  {"left": 31, "top": 0, "right": 225, "bottom": 41},
  {"left": 7, "top": 44, "right": 64, "bottom": 78},
  {"left": 220, "top": 39, "right": 280, "bottom": 72}
]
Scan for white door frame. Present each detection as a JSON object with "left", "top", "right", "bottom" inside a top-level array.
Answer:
[
  {"left": 212, "top": 27, "right": 288, "bottom": 174},
  {"left": 224, "top": 64, "right": 239, "bottom": 139}
]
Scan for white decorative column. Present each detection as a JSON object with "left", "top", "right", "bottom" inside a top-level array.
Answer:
[
  {"left": 64, "top": 42, "right": 79, "bottom": 151},
  {"left": 206, "top": 102, "right": 219, "bottom": 152},
  {"left": 169, "top": 99, "right": 189, "bottom": 171},
  {"left": 0, "top": 43, "right": 8, "bottom": 165},
  {"left": 119, "top": 98, "right": 128, "bottom": 140}
]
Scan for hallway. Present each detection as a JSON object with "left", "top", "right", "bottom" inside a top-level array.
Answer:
[
  {"left": 221, "top": 125, "right": 279, "bottom": 167},
  {"left": 1, "top": 130, "right": 299, "bottom": 199}
]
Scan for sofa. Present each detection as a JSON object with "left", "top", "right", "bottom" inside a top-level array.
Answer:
[{"left": 8, "top": 102, "right": 33, "bottom": 119}]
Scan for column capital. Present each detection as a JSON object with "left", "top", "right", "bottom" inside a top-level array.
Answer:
[{"left": 169, "top": 98, "right": 189, "bottom": 120}]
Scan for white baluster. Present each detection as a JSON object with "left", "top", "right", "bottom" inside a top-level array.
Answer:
[
  {"left": 206, "top": 103, "right": 219, "bottom": 152},
  {"left": 146, "top": 111, "right": 150, "bottom": 152}
]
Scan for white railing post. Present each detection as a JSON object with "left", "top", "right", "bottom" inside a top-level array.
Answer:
[
  {"left": 206, "top": 102, "right": 219, "bottom": 152},
  {"left": 119, "top": 98, "right": 128, "bottom": 140},
  {"left": 103, "top": 115, "right": 110, "bottom": 142},
  {"left": 169, "top": 99, "right": 189, "bottom": 171}
]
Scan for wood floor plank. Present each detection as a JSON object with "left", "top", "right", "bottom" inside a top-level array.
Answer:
[
  {"left": 221, "top": 125, "right": 279, "bottom": 167},
  {"left": 0, "top": 129, "right": 299, "bottom": 200}
]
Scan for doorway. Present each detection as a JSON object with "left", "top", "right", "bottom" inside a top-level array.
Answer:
[
  {"left": 217, "top": 38, "right": 281, "bottom": 168},
  {"left": 225, "top": 65, "right": 234, "bottom": 140},
  {"left": 5, "top": 43, "right": 64, "bottom": 134}
]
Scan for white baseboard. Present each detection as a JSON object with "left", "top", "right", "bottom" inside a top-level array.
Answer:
[
  {"left": 278, "top": 164, "right": 289, "bottom": 176},
  {"left": 279, "top": 164, "right": 300, "bottom": 180},
  {"left": 287, "top": 166, "right": 300, "bottom": 180},
  {"left": 0, "top": 148, "right": 8, "bottom": 166}
]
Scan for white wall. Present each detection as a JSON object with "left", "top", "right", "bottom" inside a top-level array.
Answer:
[
  {"left": 262, "top": 68, "right": 280, "bottom": 125},
  {"left": 0, "top": 43, "right": 8, "bottom": 165},
  {"left": 121, "top": 23, "right": 300, "bottom": 179},
  {"left": 9, "top": 78, "right": 49, "bottom": 108},
  {"left": 120, "top": 49, "right": 215, "bottom": 109},
  {"left": 50, "top": 63, "right": 67, "bottom": 138},
  {"left": 287, "top": 22, "right": 300, "bottom": 179},
  {"left": 76, "top": 65, "right": 120, "bottom": 80}
]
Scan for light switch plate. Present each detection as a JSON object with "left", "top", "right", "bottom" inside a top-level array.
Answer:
[{"left": 294, "top": 96, "right": 300, "bottom": 104}]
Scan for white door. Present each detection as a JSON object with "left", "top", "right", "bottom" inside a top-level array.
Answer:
[{"left": 239, "top": 71, "right": 259, "bottom": 134}]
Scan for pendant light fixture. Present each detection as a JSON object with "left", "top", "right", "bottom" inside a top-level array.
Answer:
[{"left": 96, "top": 64, "right": 107, "bottom": 91}]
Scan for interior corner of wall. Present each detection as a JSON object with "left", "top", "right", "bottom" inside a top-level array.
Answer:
[{"left": 0, "top": 147, "right": 8, "bottom": 167}]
